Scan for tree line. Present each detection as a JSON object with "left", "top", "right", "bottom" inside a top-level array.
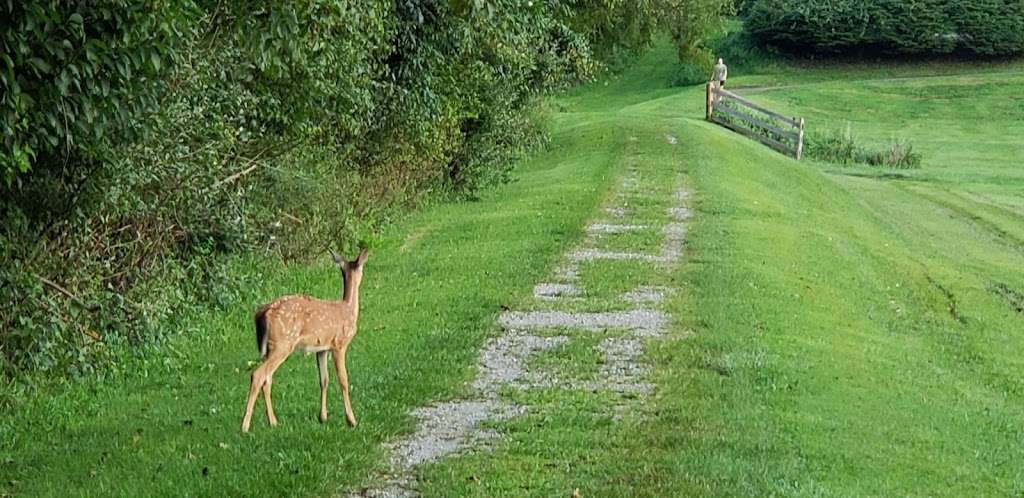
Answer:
[
  {"left": 0, "top": 0, "right": 730, "bottom": 382},
  {"left": 744, "top": 0, "right": 1024, "bottom": 55}
]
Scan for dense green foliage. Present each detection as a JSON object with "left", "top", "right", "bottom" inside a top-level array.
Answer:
[
  {"left": 0, "top": 0, "right": 588, "bottom": 379},
  {"left": 555, "top": 0, "right": 732, "bottom": 65},
  {"left": 667, "top": 61, "right": 708, "bottom": 86},
  {"left": 0, "top": 2, "right": 186, "bottom": 183},
  {"left": 745, "top": 0, "right": 1024, "bottom": 55},
  {"left": 0, "top": 1, "right": 727, "bottom": 381},
  {"left": 708, "top": 26, "right": 779, "bottom": 73}
]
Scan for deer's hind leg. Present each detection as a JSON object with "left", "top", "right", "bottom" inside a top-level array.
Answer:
[
  {"left": 241, "top": 349, "right": 290, "bottom": 432},
  {"left": 260, "top": 350, "right": 291, "bottom": 427},
  {"left": 242, "top": 366, "right": 263, "bottom": 432},
  {"left": 317, "top": 351, "right": 330, "bottom": 423},
  {"left": 332, "top": 346, "right": 357, "bottom": 427}
]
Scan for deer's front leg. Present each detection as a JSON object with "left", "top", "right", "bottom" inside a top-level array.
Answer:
[
  {"left": 332, "top": 347, "right": 357, "bottom": 427},
  {"left": 317, "top": 351, "right": 329, "bottom": 423}
]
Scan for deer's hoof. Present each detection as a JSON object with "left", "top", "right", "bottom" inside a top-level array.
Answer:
[
  {"left": 346, "top": 418, "right": 358, "bottom": 428},
  {"left": 319, "top": 413, "right": 328, "bottom": 423}
]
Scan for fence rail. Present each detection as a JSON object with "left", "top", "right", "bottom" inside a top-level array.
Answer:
[{"left": 706, "top": 82, "right": 805, "bottom": 160}]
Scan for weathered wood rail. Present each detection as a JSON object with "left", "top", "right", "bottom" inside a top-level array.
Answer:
[{"left": 706, "top": 82, "right": 805, "bottom": 160}]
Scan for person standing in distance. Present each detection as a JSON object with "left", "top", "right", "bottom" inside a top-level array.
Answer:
[{"left": 711, "top": 58, "right": 728, "bottom": 89}]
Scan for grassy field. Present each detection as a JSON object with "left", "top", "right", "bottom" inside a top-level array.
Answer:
[
  {"left": 3, "top": 39, "right": 1024, "bottom": 496},
  {"left": 414, "top": 48, "right": 1024, "bottom": 495}
]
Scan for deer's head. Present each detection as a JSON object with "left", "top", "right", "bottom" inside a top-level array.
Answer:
[{"left": 331, "top": 248, "right": 369, "bottom": 302}]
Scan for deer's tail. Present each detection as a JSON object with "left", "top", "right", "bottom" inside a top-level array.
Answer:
[{"left": 254, "top": 305, "right": 270, "bottom": 358}]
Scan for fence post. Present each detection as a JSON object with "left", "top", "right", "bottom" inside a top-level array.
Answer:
[
  {"left": 795, "top": 117, "right": 805, "bottom": 160},
  {"left": 706, "top": 82, "right": 714, "bottom": 120}
]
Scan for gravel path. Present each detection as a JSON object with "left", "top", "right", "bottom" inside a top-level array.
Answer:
[
  {"left": 498, "top": 309, "right": 666, "bottom": 336},
  {"left": 351, "top": 160, "right": 692, "bottom": 497}
]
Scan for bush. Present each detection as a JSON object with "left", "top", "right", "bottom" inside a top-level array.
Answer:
[
  {"left": 862, "top": 138, "right": 922, "bottom": 169},
  {"left": 745, "top": 0, "right": 1024, "bottom": 56},
  {"left": 0, "top": 0, "right": 593, "bottom": 380},
  {"left": 0, "top": 1, "right": 731, "bottom": 383},
  {"left": 808, "top": 126, "right": 922, "bottom": 169},
  {"left": 808, "top": 125, "right": 859, "bottom": 164},
  {"left": 708, "top": 28, "right": 779, "bottom": 74},
  {"left": 668, "top": 61, "right": 710, "bottom": 86},
  {"left": 0, "top": 2, "right": 189, "bottom": 185}
]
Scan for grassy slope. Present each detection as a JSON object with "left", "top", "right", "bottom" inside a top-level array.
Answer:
[
  {"left": 4, "top": 40, "right": 1024, "bottom": 496},
  {"left": 663, "top": 123, "right": 1024, "bottom": 496},
  {"left": 662, "top": 54, "right": 1024, "bottom": 494},
  {"left": 418, "top": 47, "right": 1024, "bottom": 495}
]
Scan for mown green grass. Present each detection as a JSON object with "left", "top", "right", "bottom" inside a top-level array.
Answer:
[
  {"left": 0, "top": 111, "right": 626, "bottom": 495},
  {"left": 417, "top": 44, "right": 1024, "bottom": 496},
  {"left": 652, "top": 121, "right": 1024, "bottom": 496},
  {"left": 4, "top": 37, "right": 1024, "bottom": 497}
]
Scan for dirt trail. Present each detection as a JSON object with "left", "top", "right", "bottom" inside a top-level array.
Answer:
[{"left": 350, "top": 136, "right": 690, "bottom": 497}]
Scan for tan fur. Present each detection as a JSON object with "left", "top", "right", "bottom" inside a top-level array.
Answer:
[{"left": 241, "top": 249, "right": 368, "bottom": 432}]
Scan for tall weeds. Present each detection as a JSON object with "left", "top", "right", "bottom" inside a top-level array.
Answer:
[{"left": 809, "top": 125, "right": 921, "bottom": 169}]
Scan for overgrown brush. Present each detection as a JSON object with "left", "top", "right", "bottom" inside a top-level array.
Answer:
[
  {"left": 708, "top": 27, "right": 780, "bottom": 74},
  {"left": 0, "top": 1, "right": 732, "bottom": 383},
  {"left": 808, "top": 126, "right": 922, "bottom": 169},
  {"left": 668, "top": 61, "right": 710, "bottom": 86},
  {"left": 0, "top": 1, "right": 585, "bottom": 381}
]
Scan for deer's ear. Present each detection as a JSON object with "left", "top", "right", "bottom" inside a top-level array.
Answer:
[
  {"left": 356, "top": 247, "right": 369, "bottom": 266},
  {"left": 330, "top": 250, "right": 344, "bottom": 266}
]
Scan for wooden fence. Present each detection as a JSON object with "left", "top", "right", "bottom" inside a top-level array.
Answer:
[{"left": 706, "top": 82, "right": 805, "bottom": 160}]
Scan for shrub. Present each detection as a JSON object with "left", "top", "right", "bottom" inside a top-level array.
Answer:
[
  {"left": 0, "top": 0, "right": 731, "bottom": 383},
  {"left": 708, "top": 28, "right": 779, "bottom": 74},
  {"left": 808, "top": 125, "right": 922, "bottom": 168},
  {"left": 0, "top": 0, "right": 593, "bottom": 380},
  {"left": 808, "top": 125, "right": 859, "bottom": 164},
  {"left": 745, "top": 0, "right": 1024, "bottom": 56},
  {"left": 862, "top": 138, "right": 922, "bottom": 169},
  {"left": 668, "top": 61, "right": 710, "bottom": 87},
  {"left": 0, "top": 2, "right": 189, "bottom": 185}
]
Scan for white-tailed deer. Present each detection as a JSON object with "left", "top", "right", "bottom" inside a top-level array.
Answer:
[{"left": 241, "top": 248, "right": 368, "bottom": 433}]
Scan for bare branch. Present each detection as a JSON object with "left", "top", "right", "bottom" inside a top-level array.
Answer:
[
  {"left": 35, "top": 274, "right": 99, "bottom": 311},
  {"left": 209, "top": 147, "right": 271, "bottom": 190}
]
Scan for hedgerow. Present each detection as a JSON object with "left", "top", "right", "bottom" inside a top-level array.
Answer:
[
  {"left": 744, "top": 0, "right": 1024, "bottom": 56},
  {"left": 0, "top": 1, "right": 727, "bottom": 383}
]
